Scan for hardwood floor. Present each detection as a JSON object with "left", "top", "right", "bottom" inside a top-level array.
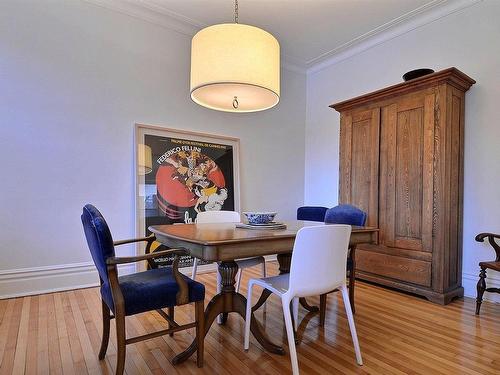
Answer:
[{"left": 1, "top": 261, "right": 499, "bottom": 374}]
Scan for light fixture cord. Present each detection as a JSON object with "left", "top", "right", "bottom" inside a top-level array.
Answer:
[
  {"left": 234, "top": 0, "right": 238, "bottom": 23},
  {"left": 233, "top": 0, "right": 239, "bottom": 110}
]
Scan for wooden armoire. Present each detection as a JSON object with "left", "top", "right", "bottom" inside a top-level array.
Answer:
[{"left": 331, "top": 68, "right": 475, "bottom": 304}]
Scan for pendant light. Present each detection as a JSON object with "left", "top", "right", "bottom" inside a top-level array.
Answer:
[{"left": 190, "top": 0, "right": 280, "bottom": 113}]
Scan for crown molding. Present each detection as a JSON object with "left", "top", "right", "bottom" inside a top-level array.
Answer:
[
  {"left": 307, "top": 0, "right": 483, "bottom": 74},
  {"left": 306, "top": 0, "right": 447, "bottom": 67},
  {"left": 281, "top": 53, "right": 307, "bottom": 74},
  {"left": 83, "top": 0, "right": 306, "bottom": 74},
  {"left": 84, "top": 0, "right": 481, "bottom": 76},
  {"left": 84, "top": 0, "right": 201, "bottom": 36}
]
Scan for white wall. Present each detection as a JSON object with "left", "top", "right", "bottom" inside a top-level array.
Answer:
[
  {"left": 0, "top": 0, "right": 306, "bottom": 297},
  {"left": 305, "top": 0, "right": 500, "bottom": 301},
  {"left": 3, "top": 0, "right": 498, "bottom": 303}
]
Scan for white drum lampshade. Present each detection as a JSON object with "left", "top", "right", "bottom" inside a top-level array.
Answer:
[
  {"left": 137, "top": 144, "right": 152, "bottom": 175},
  {"left": 190, "top": 23, "right": 280, "bottom": 113}
]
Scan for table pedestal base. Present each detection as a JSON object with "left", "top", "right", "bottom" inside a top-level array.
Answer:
[{"left": 172, "top": 261, "right": 284, "bottom": 365}]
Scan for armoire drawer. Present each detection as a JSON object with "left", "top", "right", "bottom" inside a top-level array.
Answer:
[{"left": 356, "top": 248, "right": 431, "bottom": 287}]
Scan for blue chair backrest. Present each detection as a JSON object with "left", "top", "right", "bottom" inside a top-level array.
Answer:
[
  {"left": 297, "top": 206, "right": 328, "bottom": 222},
  {"left": 324, "top": 204, "right": 367, "bottom": 226},
  {"left": 81, "top": 204, "right": 115, "bottom": 285}
]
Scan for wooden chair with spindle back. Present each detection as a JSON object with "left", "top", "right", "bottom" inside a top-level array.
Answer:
[{"left": 475, "top": 232, "right": 500, "bottom": 315}]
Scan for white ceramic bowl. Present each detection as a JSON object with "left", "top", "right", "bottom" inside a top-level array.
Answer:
[{"left": 243, "top": 212, "right": 277, "bottom": 225}]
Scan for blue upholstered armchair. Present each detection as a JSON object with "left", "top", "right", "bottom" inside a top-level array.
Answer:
[
  {"left": 325, "top": 204, "right": 367, "bottom": 227},
  {"left": 81, "top": 204, "right": 205, "bottom": 375},
  {"left": 297, "top": 206, "right": 328, "bottom": 222}
]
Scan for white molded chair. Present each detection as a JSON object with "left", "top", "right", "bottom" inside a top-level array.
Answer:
[
  {"left": 192, "top": 211, "right": 266, "bottom": 322},
  {"left": 244, "top": 224, "right": 362, "bottom": 375}
]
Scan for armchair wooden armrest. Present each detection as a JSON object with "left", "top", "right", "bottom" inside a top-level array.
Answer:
[
  {"left": 113, "top": 235, "right": 156, "bottom": 247},
  {"left": 106, "top": 248, "right": 187, "bottom": 265},
  {"left": 106, "top": 248, "right": 191, "bottom": 305},
  {"left": 113, "top": 235, "right": 157, "bottom": 261},
  {"left": 475, "top": 232, "right": 500, "bottom": 242},
  {"left": 475, "top": 232, "right": 500, "bottom": 262}
]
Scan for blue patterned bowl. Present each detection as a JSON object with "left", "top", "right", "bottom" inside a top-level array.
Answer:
[{"left": 243, "top": 212, "right": 277, "bottom": 225}]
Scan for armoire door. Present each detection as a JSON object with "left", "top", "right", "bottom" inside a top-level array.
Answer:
[
  {"left": 339, "top": 107, "right": 380, "bottom": 227},
  {"left": 379, "top": 91, "right": 435, "bottom": 253}
]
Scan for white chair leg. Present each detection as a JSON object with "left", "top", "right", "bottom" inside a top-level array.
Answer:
[
  {"left": 191, "top": 258, "right": 198, "bottom": 280},
  {"left": 261, "top": 261, "right": 267, "bottom": 313},
  {"left": 244, "top": 281, "right": 254, "bottom": 350},
  {"left": 235, "top": 269, "right": 243, "bottom": 293},
  {"left": 216, "top": 267, "right": 222, "bottom": 324},
  {"left": 292, "top": 297, "right": 299, "bottom": 331},
  {"left": 282, "top": 296, "right": 300, "bottom": 375},
  {"left": 341, "top": 284, "right": 363, "bottom": 365}
]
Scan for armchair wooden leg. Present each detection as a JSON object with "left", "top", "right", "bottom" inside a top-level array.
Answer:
[
  {"left": 349, "top": 267, "right": 356, "bottom": 314},
  {"left": 349, "top": 244, "right": 356, "bottom": 314},
  {"left": 195, "top": 300, "right": 204, "bottom": 368},
  {"left": 476, "top": 268, "right": 487, "bottom": 315},
  {"left": 319, "top": 294, "right": 327, "bottom": 327},
  {"left": 115, "top": 312, "right": 126, "bottom": 375},
  {"left": 168, "top": 307, "right": 175, "bottom": 337},
  {"left": 98, "top": 300, "right": 111, "bottom": 360}
]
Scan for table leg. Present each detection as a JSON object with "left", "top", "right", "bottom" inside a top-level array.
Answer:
[
  {"left": 218, "top": 261, "right": 237, "bottom": 325},
  {"left": 172, "top": 260, "right": 284, "bottom": 365},
  {"left": 299, "top": 297, "right": 320, "bottom": 312},
  {"left": 252, "top": 289, "right": 272, "bottom": 312},
  {"left": 277, "top": 253, "right": 292, "bottom": 274},
  {"left": 349, "top": 245, "right": 357, "bottom": 313},
  {"left": 219, "top": 312, "right": 229, "bottom": 324}
]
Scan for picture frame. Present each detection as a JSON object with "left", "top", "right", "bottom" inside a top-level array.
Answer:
[{"left": 134, "top": 123, "right": 241, "bottom": 269}]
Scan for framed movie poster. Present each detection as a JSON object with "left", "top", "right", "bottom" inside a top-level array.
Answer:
[{"left": 135, "top": 124, "right": 240, "bottom": 269}]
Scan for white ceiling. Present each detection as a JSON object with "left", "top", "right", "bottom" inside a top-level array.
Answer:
[{"left": 89, "top": 0, "right": 477, "bottom": 70}]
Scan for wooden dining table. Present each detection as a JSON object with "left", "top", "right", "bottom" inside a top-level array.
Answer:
[{"left": 149, "top": 220, "right": 378, "bottom": 364}]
